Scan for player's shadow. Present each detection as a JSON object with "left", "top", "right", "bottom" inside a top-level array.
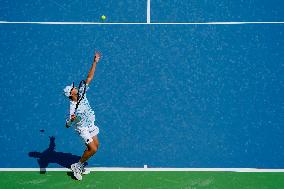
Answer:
[{"left": 28, "top": 136, "right": 81, "bottom": 174}]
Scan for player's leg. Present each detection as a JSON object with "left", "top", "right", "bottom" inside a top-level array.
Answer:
[
  {"left": 79, "top": 135, "right": 99, "bottom": 175},
  {"left": 71, "top": 142, "right": 96, "bottom": 180},
  {"left": 71, "top": 121, "right": 100, "bottom": 179},
  {"left": 80, "top": 123, "right": 99, "bottom": 163},
  {"left": 80, "top": 124, "right": 100, "bottom": 175},
  {"left": 79, "top": 140, "right": 98, "bottom": 163},
  {"left": 92, "top": 135, "right": 99, "bottom": 150},
  {"left": 71, "top": 128, "right": 95, "bottom": 180},
  {"left": 90, "top": 123, "right": 99, "bottom": 149}
]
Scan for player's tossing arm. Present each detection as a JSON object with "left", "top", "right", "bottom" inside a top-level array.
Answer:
[{"left": 85, "top": 52, "right": 101, "bottom": 85}]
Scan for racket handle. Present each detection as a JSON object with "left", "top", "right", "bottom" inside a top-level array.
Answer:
[
  {"left": 74, "top": 115, "right": 82, "bottom": 123},
  {"left": 65, "top": 118, "right": 73, "bottom": 128},
  {"left": 66, "top": 119, "right": 72, "bottom": 128},
  {"left": 65, "top": 115, "right": 82, "bottom": 128}
]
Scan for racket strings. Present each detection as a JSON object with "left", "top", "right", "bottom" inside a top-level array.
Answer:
[{"left": 75, "top": 80, "right": 87, "bottom": 112}]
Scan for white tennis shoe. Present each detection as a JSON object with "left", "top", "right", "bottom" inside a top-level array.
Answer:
[
  {"left": 71, "top": 163, "right": 83, "bottom": 181},
  {"left": 82, "top": 168, "right": 91, "bottom": 175}
]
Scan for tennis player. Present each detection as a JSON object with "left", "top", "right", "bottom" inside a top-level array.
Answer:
[{"left": 63, "top": 52, "right": 101, "bottom": 180}]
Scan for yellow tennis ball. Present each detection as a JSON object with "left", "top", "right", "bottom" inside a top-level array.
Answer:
[{"left": 101, "top": 15, "right": 106, "bottom": 20}]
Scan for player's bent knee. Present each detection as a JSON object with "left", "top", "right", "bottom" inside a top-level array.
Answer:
[{"left": 87, "top": 143, "right": 97, "bottom": 154}]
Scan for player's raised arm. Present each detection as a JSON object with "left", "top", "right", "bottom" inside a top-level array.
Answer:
[{"left": 85, "top": 52, "right": 101, "bottom": 85}]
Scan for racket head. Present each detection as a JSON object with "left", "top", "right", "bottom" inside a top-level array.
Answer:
[
  {"left": 75, "top": 80, "right": 87, "bottom": 111},
  {"left": 77, "top": 80, "right": 87, "bottom": 100}
]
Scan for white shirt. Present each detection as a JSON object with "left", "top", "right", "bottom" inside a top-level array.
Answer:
[{"left": 68, "top": 83, "right": 95, "bottom": 128}]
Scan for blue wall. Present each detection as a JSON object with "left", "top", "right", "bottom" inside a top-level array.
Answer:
[
  {"left": 152, "top": 0, "right": 284, "bottom": 22},
  {"left": 0, "top": 0, "right": 146, "bottom": 22},
  {"left": 0, "top": 1, "right": 283, "bottom": 168}
]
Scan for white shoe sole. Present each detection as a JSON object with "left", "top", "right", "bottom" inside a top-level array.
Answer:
[{"left": 82, "top": 169, "right": 91, "bottom": 175}]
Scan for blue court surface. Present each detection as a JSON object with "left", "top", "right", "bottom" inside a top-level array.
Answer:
[{"left": 0, "top": 0, "right": 284, "bottom": 171}]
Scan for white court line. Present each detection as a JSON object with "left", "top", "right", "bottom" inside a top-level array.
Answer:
[
  {"left": 1, "top": 21, "right": 284, "bottom": 25},
  {"left": 147, "top": 0, "right": 151, "bottom": 23},
  {"left": 0, "top": 168, "right": 284, "bottom": 172}
]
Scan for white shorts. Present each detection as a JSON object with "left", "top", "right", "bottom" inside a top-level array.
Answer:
[{"left": 76, "top": 124, "right": 99, "bottom": 145}]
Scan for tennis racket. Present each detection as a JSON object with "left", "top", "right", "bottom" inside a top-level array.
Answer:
[
  {"left": 75, "top": 80, "right": 87, "bottom": 111},
  {"left": 66, "top": 80, "right": 87, "bottom": 128}
]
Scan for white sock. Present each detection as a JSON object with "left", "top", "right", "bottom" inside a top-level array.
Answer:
[{"left": 77, "top": 161, "right": 83, "bottom": 168}]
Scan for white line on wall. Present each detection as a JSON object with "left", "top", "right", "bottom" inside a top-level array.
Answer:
[
  {"left": 147, "top": 0, "right": 151, "bottom": 23},
  {"left": 1, "top": 21, "right": 284, "bottom": 25}
]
